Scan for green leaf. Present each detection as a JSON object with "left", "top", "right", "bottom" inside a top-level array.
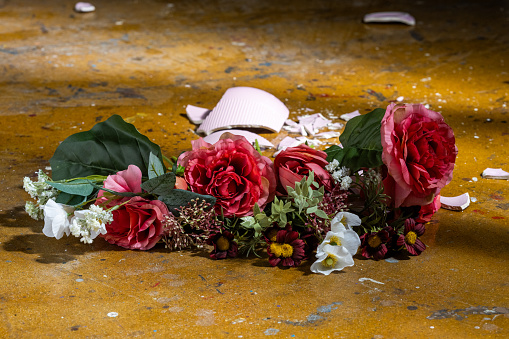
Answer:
[
  {"left": 54, "top": 192, "right": 88, "bottom": 206},
  {"left": 48, "top": 179, "right": 95, "bottom": 197},
  {"left": 148, "top": 152, "right": 165, "bottom": 179},
  {"left": 158, "top": 189, "right": 216, "bottom": 215},
  {"left": 141, "top": 172, "right": 176, "bottom": 196},
  {"left": 50, "top": 115, "right": 163, "bottom": 181},
  {"left": 325, "top": 108, "right": 385, "bottom": 172}
]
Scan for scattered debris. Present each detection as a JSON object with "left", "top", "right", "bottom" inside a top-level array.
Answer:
[
  {"left": 185, "top": 105, "right": 210, "bottom": 125},
  {"left": 340, "top": 110, "right": 361, "bottom": 122},
  {"left": 74, "top": 2, "right": 95, "bottom": 13},
  {"left": 358, "top": 277, "right": 384, "bottom": 285},
  {"left": 363, "top": 11, "right": 416, "bottom": 26},
  {"left": 482, "top": 168, "right": 509, "bottom": 180},
  {"left": 440, "top": 193, "right": 470, "bottom": 211}
]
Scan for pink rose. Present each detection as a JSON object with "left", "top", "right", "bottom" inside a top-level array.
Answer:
[
  {"left": 381, "top": 103, "right": 457, "bottom": 207},
  {"left": 177, "top": 133, "right": 276, "bottom": 217},
  {"left": 97, "top": 164, "right": 142, "bottom": 206},
  {"left": 274, "top": 144, "right": 333, "bottom": 195},
  {"left": 100, "top": 196, "right": 168, "bottom": 250}
]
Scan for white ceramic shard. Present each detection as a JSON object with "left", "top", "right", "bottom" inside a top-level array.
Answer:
[
  {"left": 202, "top": 130, "right": 274, "bottom": 148},
  {"left": 197, "top": 87, "right": 289, "bottom": 135},
  {"left": 74, "top": 2, "right": 95, "bottom": 13},
  {"left": 277, "top": 136, "right": 303, "bottom": 150},
  {"left": 327, "top": 122, "right": 345, "bottom": 130},
  {"left": 315, "top": 131, "right": 340, "bottom": 139},
  {"left": 186, "top": 105, "right": 211, "bottom": 125},
  {"left": 440, "top": 193, "right": 470, "bottom": 211},
  {"left": 481, "top": 168, "right": 509, "bottom": 180},
  {"left": 363, "top": 12, "right": 416, "bottom": 26},
  {"left": 340, "top": 110, "right": 361, "bottom": 122}
]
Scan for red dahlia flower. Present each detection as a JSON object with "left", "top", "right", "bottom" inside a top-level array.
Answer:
[
  {"left": 267, "top": 227, "right": 306, "bottom": 267},
  {"left": 207, "top": 231, "right": 238, "bottom": 260},
  {"left": 359, "top": 226, "right": 394, "bottom": 260},
  {"left": 397, "top": 218, "right": 426, "bottom": 256}
]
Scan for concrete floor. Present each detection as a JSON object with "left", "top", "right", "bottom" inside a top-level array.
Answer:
[{"left": 1, "top": 0, "right": 508, "bottom": 337}]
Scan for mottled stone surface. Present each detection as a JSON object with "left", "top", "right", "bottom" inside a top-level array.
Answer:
[{"left": 0, "top": 0, "right": 508, "bottom": 337}]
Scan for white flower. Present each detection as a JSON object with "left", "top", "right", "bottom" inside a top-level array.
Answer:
[
  {"left": 70, "top": 205, "right": 112, "bottom": 244},
  {"left": 42, "top": 199, "right": 74, "bottom": 239},
  {"left": 311, "top": 243, "right": 355, "bottom": 275},
  {"left": 325, "top": 159, "right": 340, "bottom": 172},
  {"left": 311, "top": 211, "right": 362, "bottom": 275},
  {"left": 340, "top": 176, "right": 352, "bottom": 190},
  {"left": 23, "top": 177, "right": 38, "bottom": 199},
  {"left": 25, "top": 201, "right": 43, "bottom": 220},
  {"left": 331, "top": 211, "right": 361, "bottom": 230}
]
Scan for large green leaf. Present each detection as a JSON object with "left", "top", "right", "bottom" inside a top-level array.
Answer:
[
  {"left": 325, "top": 108, "right": 385, "bottom": 172},
  {"left": 159, "top": 189, "right": 216, "bottom": 215},
  {"left": 49, "top": 115, "right": 163, "bottom": 181}
]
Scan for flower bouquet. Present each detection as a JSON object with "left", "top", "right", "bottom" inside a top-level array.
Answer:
[{"left": 23, "top": 103, "right": 457, "bottom": 274}]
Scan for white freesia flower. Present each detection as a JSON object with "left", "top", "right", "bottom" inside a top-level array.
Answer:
[
  {"left": 70, "top": 205, "right": 112, "bottom": 244},
  {"left": 331, "top": 211, "right": 361, "bottom": 230},
  {"left": 311, "top": 243, "right": 355, "bottom": 275},
  {"left": 42, "top": 199, "right": 74, "bottom": 239},
  {"left": 311, "top": 211, "right": 362, "bottom": 275}
]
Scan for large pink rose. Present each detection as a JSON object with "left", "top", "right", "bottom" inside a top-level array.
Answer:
[
  {"left": 274, "top": 144, "right": 333, "bottom": 195},
  {"left": 100, "top": 196, "right": 168, "bottom": 250},
  {"left": 381, "top": 103, "right": 457, "bottom": 207},
  {"left": 177, "top": 133, "right": 276, "bottom": 217}
]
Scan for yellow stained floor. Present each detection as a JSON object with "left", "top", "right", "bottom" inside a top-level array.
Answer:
[{"left": 1, "top": 0, "right": 508, "bottom": 337}]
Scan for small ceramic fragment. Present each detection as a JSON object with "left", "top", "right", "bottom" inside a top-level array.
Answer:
[
  {"left": 197, "top": 87, "right": 289, "bottom": 135},
  {"left": 315, "top": 131, "right": 340, "bottom": 139},
  {"left": 74, "top": 2, "right": 95, "bottom": 13},
  {"left": 363, "top": 12, "right": 416, "bottom": 26},
  {"left": 481, "top": 168, "right": 509, "bottom": 180},
  {"left": 202, "top": 130, "right": 274, "bottom": 148},
  {"left": 440, "top": 193, "right": 470, "bottom": 211},
  {"left": 340, "top": 110, "right": 361, "bottom": 122},
  {"left": 186, "top": 105, "right": 211, "bottom": 125}
]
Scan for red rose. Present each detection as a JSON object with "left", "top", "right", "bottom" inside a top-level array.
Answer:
[
  {"left": 177, "top": 133, "right": 276, "bottom": 218},
  {"left": 381, "top": 103, "right": 457, "bottom": 207},
  {"left": 416, "top": 194, "right": 441, "bottom": 223},
  {"left": 274, "top": 144, "right": 333, "bottom": 195},
  {"left": 100, "top": 196, "right": 168, "bottom": 250}
]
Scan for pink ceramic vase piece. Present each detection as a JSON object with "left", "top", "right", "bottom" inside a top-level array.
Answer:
[{"left": 197, "top": 87, "right": 289, "bottom": 135}]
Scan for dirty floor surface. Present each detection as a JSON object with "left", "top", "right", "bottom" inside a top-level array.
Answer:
[{"left": 0, "top": 0, "right": 508, "bottom": 337}]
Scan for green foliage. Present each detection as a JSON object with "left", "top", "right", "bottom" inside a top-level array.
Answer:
[
  {"left": 287, "top": 172, "right": 325, "bottom": 216},
  {"left": 49, "top": 115, "right": 163, "bottom": 181},
  {"left": 270, "top": 197, "right": 294, "bottom": 227},
  {"left": 141, "top": 172, "right": 176, "bottom": 196},
  {"left": 325, "top": 108, "right": 385, "bottom": 172},
  {"left": 148, "top": 152, "right": 165, "bottom": 179},
  {"left": 48, "top": 179, "right": 95, "bottom": 197}
]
